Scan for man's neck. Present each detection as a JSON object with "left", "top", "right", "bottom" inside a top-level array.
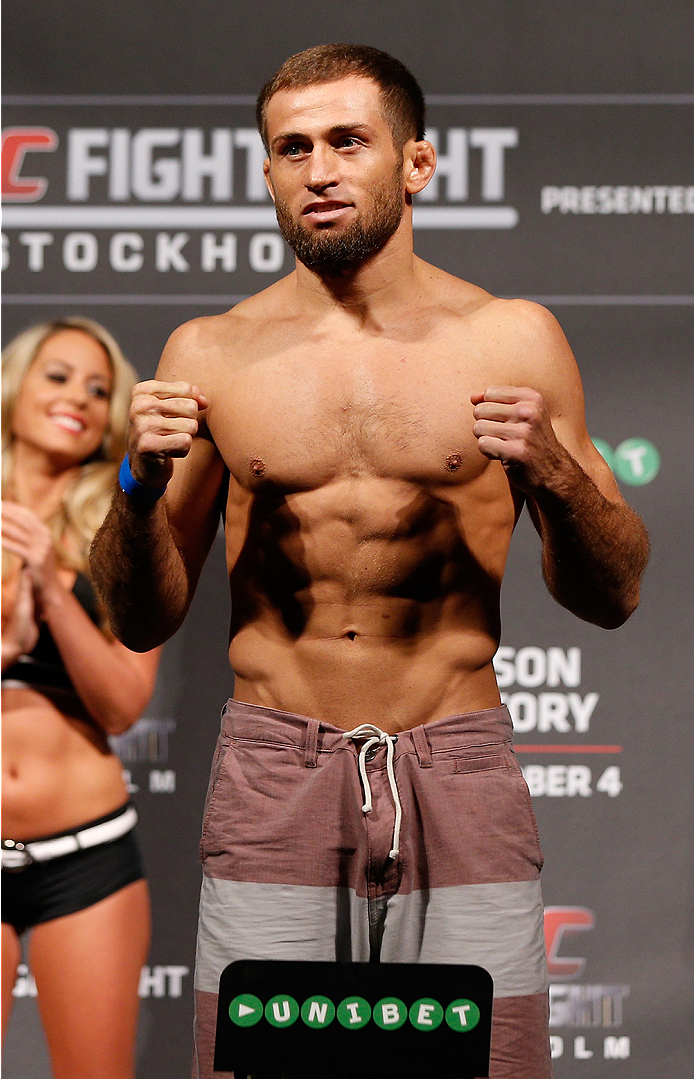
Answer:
[{"left": 292, "top": 220, "right": 425, "bottom": 327}]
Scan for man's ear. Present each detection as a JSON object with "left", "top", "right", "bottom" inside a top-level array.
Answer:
[
  {"left": 404, "top": 140, "right": 436, "bottom": 196},
  {"left": 263, "top": 159, "right": 276, "bottom": 203}
]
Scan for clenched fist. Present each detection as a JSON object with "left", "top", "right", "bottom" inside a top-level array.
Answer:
[
  {"left": 128, "top": 381, "right": 209, "bottom": 489},
  {"left": 471, "top": 386, "right": 568, "bottom": 494}
]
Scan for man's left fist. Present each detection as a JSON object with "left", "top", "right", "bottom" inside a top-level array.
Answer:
[{"left": 471, "top": 385, "right": 567, "bottom": 493}]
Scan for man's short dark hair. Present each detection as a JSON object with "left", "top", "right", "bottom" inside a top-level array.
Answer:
[{"left": 256, "top": 43, "right": 426, "bottom": 152}]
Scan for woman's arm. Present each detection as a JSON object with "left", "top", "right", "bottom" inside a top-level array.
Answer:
[
  {"left": 39, "top": 585, "right": 160, "bottom": 735},
  {"left": 2, "top": 501, "right": 160, "bottom": 734}
]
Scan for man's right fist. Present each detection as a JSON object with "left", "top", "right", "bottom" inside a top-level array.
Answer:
[{"left": 128, "top": 381, "right": 209, "bottom": 488}]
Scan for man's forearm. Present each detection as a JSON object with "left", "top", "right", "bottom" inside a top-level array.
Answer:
[
  {"left": 90, "top": 490, "right": 192, "bottom": 650},
  {"left": 529, "top": 460, "right": 650, "bottom": 629}
]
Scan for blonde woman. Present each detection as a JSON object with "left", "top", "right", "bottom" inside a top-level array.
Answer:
[{"left": 1, "top": 318, "right": 159, "bottom": 1079}]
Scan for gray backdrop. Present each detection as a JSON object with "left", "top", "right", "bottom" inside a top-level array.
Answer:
[{"left": 2, "top": 2, "right": 693, "bottom": 1076}]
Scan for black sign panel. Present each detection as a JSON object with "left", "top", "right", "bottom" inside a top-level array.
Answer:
[{"left": 214, "top": 961, "right": 493, "bottom": 1078}]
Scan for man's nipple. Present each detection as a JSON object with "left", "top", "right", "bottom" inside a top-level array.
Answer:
[{"left": 249, "top": 458, "right": 266, "bottom": 477}]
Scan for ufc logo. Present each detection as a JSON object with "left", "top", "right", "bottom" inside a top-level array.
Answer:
[
  {"left": 2, "top": 127, "right": 58, "bottom": 201},
  {"left": 544, "top": 906, "right": 595, "bottom": 980}
]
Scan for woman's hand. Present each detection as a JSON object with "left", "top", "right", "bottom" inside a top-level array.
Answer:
[
  {"left": 2, "top": 564, "right": 40, "bottom": 668},
  {"left": 1, "top": 501, "right": 62, "bottom": 615},
  {"left": 2, "top": 500, "right": 160, "bottom": 731}
]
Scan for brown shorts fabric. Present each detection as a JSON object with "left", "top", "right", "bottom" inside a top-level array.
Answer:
[{"left": 193, "top": 700, "right": 552, "bottom": 1079}]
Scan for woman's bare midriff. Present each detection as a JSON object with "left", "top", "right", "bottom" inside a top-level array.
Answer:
[{"left": 1, "top": 686, "right": 129, "bottom": 840}]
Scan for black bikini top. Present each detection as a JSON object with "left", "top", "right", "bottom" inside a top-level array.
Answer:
[{"left": 2, "top": 573, "right": 101, "bottom": 694}]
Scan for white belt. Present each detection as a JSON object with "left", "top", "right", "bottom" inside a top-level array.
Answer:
[
  {"left": 1, "top": 805, "right": 138, "bottom": 870},
  {"left": 342, "top": 724, "right": 402, "bottom": 860}
]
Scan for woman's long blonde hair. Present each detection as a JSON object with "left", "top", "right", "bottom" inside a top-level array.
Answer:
[{"left": 2, "top": 317, "right": 137, "bottom": 575}]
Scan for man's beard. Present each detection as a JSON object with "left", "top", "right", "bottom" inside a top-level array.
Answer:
[{"left": 274, "top": 165, "right": 404, "bottom": 274}]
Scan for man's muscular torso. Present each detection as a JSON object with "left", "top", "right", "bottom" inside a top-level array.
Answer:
[
  {"left": 172, "top": 266, "right": 568, "bottom": 731},
  {"left": 90, "top": 69, "right": 645, "bottom": 732}
]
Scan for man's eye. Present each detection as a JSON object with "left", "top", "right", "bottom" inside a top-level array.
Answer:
[{"left": 284, "top": 143, "right": 304, "bottom": 156}]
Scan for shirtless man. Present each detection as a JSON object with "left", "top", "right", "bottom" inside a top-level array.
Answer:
[{"left": 90, "top": 44, "right": 649, "bottom": 1079}]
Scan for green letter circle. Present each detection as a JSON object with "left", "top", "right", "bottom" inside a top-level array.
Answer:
[
  {"left": 373, "top": 997, "right": 408, "bottom": 1030},
  {"left": 614, "top": 438, "right": 660, "bottom": 485},
  {"left": 265, "top": 994, "right": 299, "bottom": 1028},
  {"left": 409, "top": 997, "right": 444, "bottom": 1031},
  {"left": 336, "top": 996, "right": 371, "bottom": 1029},
  {"left": 445, "top": 998, "right": 481, "bottom": 1032},
  {"left": 229, "top": 993, "right": 263, "bottom": 1027},
  {"left": 301, "top": 995, "right": 335, "bottom": 1029}
]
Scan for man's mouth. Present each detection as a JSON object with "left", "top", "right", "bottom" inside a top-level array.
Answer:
[
  {"left": 50, "top": 413, "right": 86, "bottom": 433},
  {"left": 302, "top": 201, "right": 353, "bottom": 223}
]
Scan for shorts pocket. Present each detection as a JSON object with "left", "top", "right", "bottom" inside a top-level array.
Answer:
[
  {"left": 453, "top": 753, "right": 506, "bottom": 774},
  {"left": 199, "top": 738, "right": 231, "bottom": 864},
  {"left": 509, "top": 755, "right": 544, "bottom": 870}
]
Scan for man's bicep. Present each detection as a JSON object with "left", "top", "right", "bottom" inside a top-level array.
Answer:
[
  {"left": 165, "top": 433, "right": 227, "bottom": 587},
  {"left": 523, "top": 304, "right": 625, "bottom": 505},
  {"left": 546, "top": 369, "right": 625, "bottom": 506},
  {"left": 153, "top": 316, "right": 225, "bottom": 574},
  {"left": 553, "top": 414, "right": 625, "bottom": 503}
]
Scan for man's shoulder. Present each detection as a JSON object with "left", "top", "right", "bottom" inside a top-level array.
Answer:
[
  {"left": 442, "top": 274, "right": 569, "bottom": 358},
  {"left": 477, "top": 296, "right": 570, "bottom": 367},
  {"left": 422, "top": 266, "right": 577, "bottom": 390},
  {"left": 160, "top": 277, "right": 295, "bottom": 373},
  {"left": 467, "top": 290, "right": 578, "bottom": 392},
  {"left": 427, "top": 267, "right": 559, "bottom": 335},
  {"left": 478, "top": 294, "right": 563, "bottom": 341}
]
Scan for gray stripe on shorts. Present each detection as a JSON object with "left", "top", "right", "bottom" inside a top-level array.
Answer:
[
  {"left": 195, "top": 878, "right": 369, "bottom": 992},
  {"left": 195, "top": 876, "right": 547, "bottom": 998},
  {"left": 380, "top": 879, "right": 548, "bottom": 997}
]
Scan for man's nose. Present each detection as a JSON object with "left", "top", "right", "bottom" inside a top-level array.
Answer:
[{"left": 305, "top": 145, "right": 338, "bottom": 190}]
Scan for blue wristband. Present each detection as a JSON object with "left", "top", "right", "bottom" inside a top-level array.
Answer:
[{"left": 118, "top": 455, "right": 168, "bottom": 503}]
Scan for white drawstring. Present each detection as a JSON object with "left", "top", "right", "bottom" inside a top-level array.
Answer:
[{"left": 342, "top": 724, "right": 402, "bottom": 860}]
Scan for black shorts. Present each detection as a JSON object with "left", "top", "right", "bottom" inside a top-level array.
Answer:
[{"left": 1, "top": 806, "right": 145, "bottom": 935}]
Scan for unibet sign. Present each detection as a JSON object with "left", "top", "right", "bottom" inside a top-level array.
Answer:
[
  {"left": 216, "top": 960, "right": 493, "bottom": 1077},
  {"left": 229, "top": 992, "right": 480, "bottom": 1033}
]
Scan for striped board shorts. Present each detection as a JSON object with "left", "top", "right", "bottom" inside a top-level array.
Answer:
[{"left": 193, "top": 700, "right": 552, "bottom": 1079}]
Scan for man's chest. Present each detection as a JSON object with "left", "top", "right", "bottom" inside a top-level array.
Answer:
[{"left": 207, "top": 344, "right": 492, "bottom": 492}]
